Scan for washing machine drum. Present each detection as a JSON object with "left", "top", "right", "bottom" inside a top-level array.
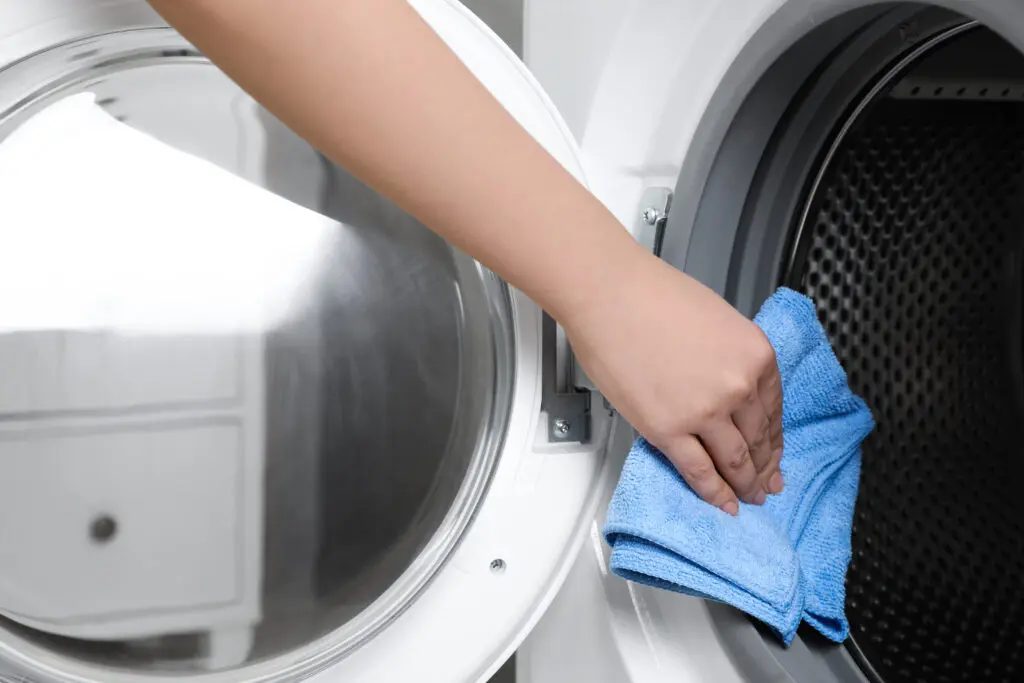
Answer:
[
  {"left": 0, "top": 2, "right": 606, "bottom": 682},
  {"left": 671, "top": 9, "right": 1024, "bottom": 683},
  {"left": 796, "top": 96, "right": 1024, "bottom": 682}
]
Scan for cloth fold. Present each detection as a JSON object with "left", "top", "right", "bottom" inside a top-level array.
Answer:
[{"left": 603, "top": 287, "right": 874, "bottom": 644}]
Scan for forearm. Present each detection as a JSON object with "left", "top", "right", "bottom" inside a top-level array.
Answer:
[{"left": 146, "top": 0, "right": 649, "bottom": 320}]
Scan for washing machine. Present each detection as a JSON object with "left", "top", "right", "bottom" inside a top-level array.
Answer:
[
  {"left": 0, "top": 1, "right": 1023, "bottom": 683},
  {"left": 519, "top": 1, "right": 1024, "bottom": 683},
  {"left": 0, "top": 1, "right": 614, "bottom": 682}
]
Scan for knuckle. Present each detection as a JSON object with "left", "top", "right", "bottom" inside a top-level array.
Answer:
[
  {"left": 724, "top": 376, "right": 757, "bottom": 404},
  {"left": 753, "top": 420, "right": 771, "bottom": 449},
  {"left": 725, "top": 443, "right": 751, "bottom": 470},
  {"left": 753, "top": 331, "right": 776, "bottom": 363},
  {"left": 695, "top": 401, "right": 721, "bottom": 423},
  {"left": 649, "top": 402, "right": 685, "bottom": 432},
  {"left": 686, "top": 457, "right": 718, "bottom": 483},
  {"left": 645, "top": 422, "right": 681, "bottom": 449},
  {"left": 637, "top": 415, "right": 679, "bottom": 447},
  {"left": 765, "top": 388, "right": 784, "bottom": 417}
]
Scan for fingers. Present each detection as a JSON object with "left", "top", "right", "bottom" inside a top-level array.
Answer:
[
  {"left": 662, "top": 434, "right": 739, "bottom": 515},
  {"left": 731, "top": 392, "right": 773, "bottom": 483},
  {"left": 758, "top": 349, "right": 785, "bottom": 494},
  {"left": 699, "top": 420, "right": 764, "bottom": 506},
  {"left": 763, "top": 443, "right": 784, "bottom": 494},
  {"left": 652, "top": 330, "right": 786, "bottom": 514}
]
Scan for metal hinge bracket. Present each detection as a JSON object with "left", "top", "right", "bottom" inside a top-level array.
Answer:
[
  {"left": 541, "top": 313, "right": 591, "bottom": 443},
  {"left": 635, "top": 187, "right": 673, "bottom": 257},
  {"left": 540, "top": 187, "right": 673, "bottom": 444}
]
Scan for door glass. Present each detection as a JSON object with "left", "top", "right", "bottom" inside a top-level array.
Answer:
[{"left": 0, "top": 22, "right": 513, "bottom": 681}]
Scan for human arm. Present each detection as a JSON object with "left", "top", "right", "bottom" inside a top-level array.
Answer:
[{"left": 145, "top": 0, "right": 784, "bottom": 511}]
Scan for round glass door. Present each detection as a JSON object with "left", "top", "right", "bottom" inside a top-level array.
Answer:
[{"left": 0, "top": 19, "right": 514, "bottom": 682}]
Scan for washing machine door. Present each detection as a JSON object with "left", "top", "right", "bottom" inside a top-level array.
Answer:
[{"left": 0, "top": 1, "right": 620, "bottom": 682}]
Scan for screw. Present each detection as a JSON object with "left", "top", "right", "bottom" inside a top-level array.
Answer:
[
  {"left": 490, "top": 558, "right": 506, "bottom": 574},
  {"left": 641, "top": 207, "right": 661, "bottom": 226},
  {"left": 553, "top": 419, "right": 570, "bottom": 436},
  {"left": 89, "top": 515, "right": 118, "bottom": 544}
]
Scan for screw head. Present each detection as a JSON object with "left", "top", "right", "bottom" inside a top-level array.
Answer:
[
  {"left": 553, "top": 419, "right": 570, "bottom": 436},
  {"left": 89, "top": 515, "right": 118, "bottom": 544},
  {"left": 641, "top": 207, "right": 661, "bottom": 225}
]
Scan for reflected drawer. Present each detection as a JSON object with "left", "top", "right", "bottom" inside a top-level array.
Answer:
[
  {"left": 0, "top": 422, "right": 241, "bottom": 623},
  {"left": 0, "top": 331, "right": 239, "bottom": 415}
]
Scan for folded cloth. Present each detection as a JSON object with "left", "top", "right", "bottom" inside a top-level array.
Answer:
[{"left": 603, "top": 287, "right": 875, "bottom": 645}]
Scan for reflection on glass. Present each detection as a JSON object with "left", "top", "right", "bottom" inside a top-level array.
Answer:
[
  {"left": 0, "top": 30, "right": 511, "bottom": 680},
  {"left": 0, "top": 93, "right": 334, "bottom": 337}
]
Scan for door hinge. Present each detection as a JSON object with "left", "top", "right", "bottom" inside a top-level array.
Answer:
[
  {"left": 539, "top": 188, "right": 673, "bottom": 443},
  {"left": 541, "top": 313, "right": 591, "bottom": 444},
  {"left": 636, "top": 187, "right": 673, "bottom": 257}
]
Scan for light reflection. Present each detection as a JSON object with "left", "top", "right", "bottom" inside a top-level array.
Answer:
[{"left": 0, "top": 93, "right": 337, "bottom": 337}]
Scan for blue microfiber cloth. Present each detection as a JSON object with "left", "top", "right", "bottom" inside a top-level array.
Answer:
[{"left": 603, "top": 287, "right": 874, "bottom": 645}]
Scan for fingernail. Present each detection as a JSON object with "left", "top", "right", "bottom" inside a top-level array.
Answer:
[
  {"left": 722, "top": 500, "right": 739, "bottom": 516},
  {"left": 768, "top": 471, "right": 785, "bottom": 494},
  {"left": 753, "top": 489, "right": 767, "bottom": 506}
]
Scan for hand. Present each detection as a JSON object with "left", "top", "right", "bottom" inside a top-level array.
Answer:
[{"left": 562, "top": 251, "right": 784, "bottom": 515}]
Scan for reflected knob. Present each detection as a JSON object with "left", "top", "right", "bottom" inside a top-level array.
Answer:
[{"left": 89, "top": 515, "right": 118, "bottom": 544}]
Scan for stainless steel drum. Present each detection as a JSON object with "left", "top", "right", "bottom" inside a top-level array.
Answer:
[{"left": 0, "top": 3, "right": 514, "bottom": 680}]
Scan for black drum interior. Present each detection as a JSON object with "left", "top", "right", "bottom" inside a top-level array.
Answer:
[
  {"left": 791, "top": 28, "right": 1024, "bottom": 683},
  {"left": 668, "top": 5, "right": 1024, "bottom": 683}
]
